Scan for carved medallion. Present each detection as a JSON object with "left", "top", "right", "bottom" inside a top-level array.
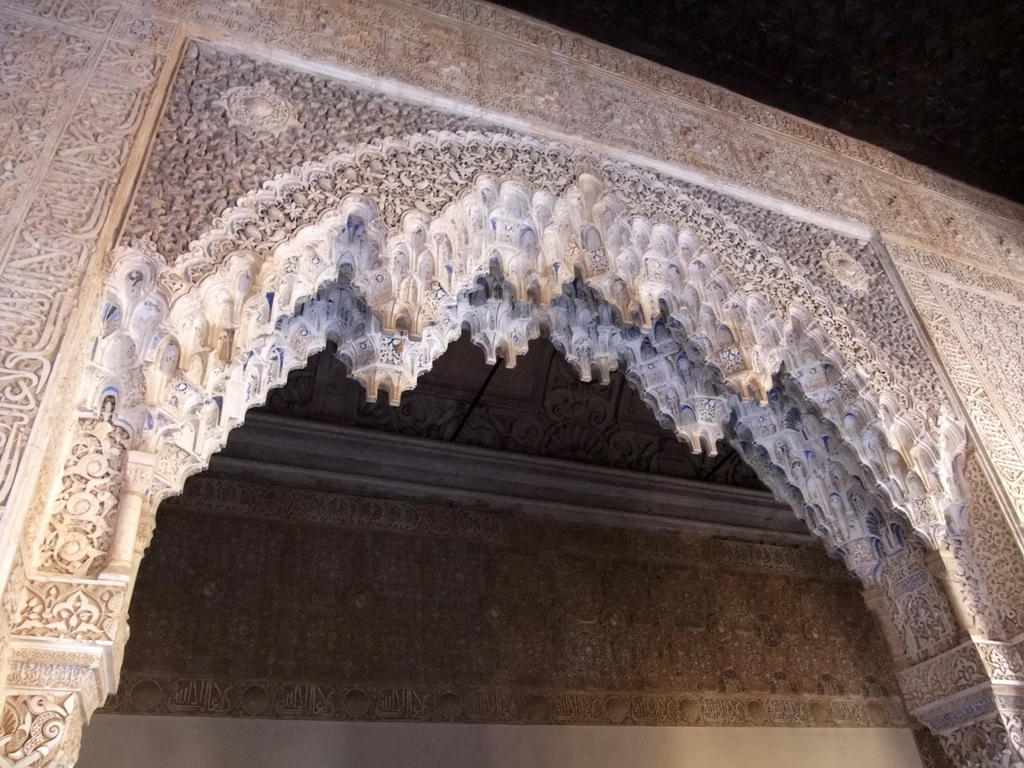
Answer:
[
  {"left": 822, "top": 241, "right": 871, "bottom": 293},
  {"left": 214, "top": 80, "right": 299, "bottom": 138}
]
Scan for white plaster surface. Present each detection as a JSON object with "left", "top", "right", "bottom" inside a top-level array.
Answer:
[{"left": 79, "top": 715, "right": 923, "bottom": 768}]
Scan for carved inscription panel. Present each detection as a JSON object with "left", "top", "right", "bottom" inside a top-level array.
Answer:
[{"left": 0, "top": 3, "right": 169, "bottom": 524}]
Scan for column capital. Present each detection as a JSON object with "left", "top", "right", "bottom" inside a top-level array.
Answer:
[{"left": 121, "top": 450, "right": 159, "bottom": 499}]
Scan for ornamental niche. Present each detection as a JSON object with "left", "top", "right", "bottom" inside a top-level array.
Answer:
[{"left": 5, "top": 123, "right": 1024, "bottom": 767}]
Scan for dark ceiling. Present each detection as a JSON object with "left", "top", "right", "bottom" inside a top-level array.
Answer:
[{"left": 490, "top": 0, "right": 1024, "bottom": 205}]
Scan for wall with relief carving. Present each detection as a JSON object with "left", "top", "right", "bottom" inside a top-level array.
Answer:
[
  {"left": 890, "top": 243, "right": 1024, "bottom": 541},
  {"left": 0, "top": 1, "right": 172, "bottom": 576},
  {"left": 1, "top": 0, "right": 1023, "bottom": 765},
  {"left": 1, "top": 0, "right": 1023, "bottom": 579}
]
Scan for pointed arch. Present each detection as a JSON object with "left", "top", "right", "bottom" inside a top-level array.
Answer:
[{"left": 87, "top": 133, "right": 964, "bottom": 564}]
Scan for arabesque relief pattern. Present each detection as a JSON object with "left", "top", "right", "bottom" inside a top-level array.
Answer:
[
  {"left": 0, "top": 0, "right": 1020, "bottom": 766},
  {"left": 894, "top": 242, "right": 1024, "bottom": 554},
  {"left": 130, "top": 46, "right": 940, "bottom": 441},
  {"left": 83, "top": 122, "right": 962, "bottom": 557},
  {"left": 0, "top": 8, "right": 170, "bottom": 762}
]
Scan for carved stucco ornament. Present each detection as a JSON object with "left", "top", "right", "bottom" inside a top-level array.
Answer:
[
  {"left": 822, "top": 241, "right": 872, "bottom": 293},
  {"left": 0, "top": 3, "right": 1020, "bottom": 763},
  {"left": 8, "top": 123, "right": 1011, "bottom": 768},
  {"left": 81, "top": 130, "right": 969, "bottom": 557},
  {"left": 213, "top": 80, "right": 299, "bottom": 138}
]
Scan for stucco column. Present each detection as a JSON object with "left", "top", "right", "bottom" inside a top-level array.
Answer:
[
  {"left": 862, "top": 582, "right": 909, "bottom": 667},
  {"left": 923, "top": 546, "right": 981, "bottom": 642},
  {"left": 0, "top": 617, "right": 117, "bottom": 768},
  {"left": 901, "top": 638, "right": 1024, "bottom": 768},
  {"left": 100, "top": 451, "right": 157, "bottom": 580}
]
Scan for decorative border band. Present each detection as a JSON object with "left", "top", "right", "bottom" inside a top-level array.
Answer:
[{"left": 103, "top": 674, "right": 908, "bottom": 728}]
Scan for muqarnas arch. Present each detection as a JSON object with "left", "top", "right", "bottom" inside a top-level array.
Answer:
[{"left": 6, "top": 130, "right": 1024, "bottom": 768}]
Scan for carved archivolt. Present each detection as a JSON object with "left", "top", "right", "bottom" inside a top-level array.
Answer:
[
  {"left": 13, "top": 106, "right": 1016, "bottom": 768},
  {"left": 87, "top": 130, "right": 967, "bottom": 579}
]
